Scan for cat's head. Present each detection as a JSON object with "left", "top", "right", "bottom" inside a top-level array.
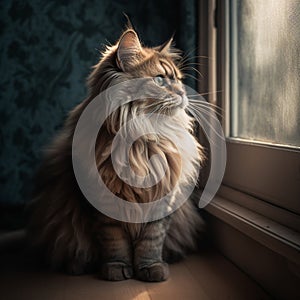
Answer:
[{"left": 89, "top": 28, "right": 189, "bottom": 111}]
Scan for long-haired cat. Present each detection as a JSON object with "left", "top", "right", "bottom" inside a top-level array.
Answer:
[{"left": 29, "top": 26, "right": 205, "bottom": 282}]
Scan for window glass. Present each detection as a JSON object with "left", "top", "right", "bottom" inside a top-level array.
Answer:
[{"left": 230, "top": 0, "right": 300, "bottom": 148}]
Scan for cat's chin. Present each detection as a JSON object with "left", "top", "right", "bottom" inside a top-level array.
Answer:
[{"left": 176, "top": 95, "right": 188, "bottom": 110}]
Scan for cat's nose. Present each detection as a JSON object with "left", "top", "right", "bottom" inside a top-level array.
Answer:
[
  {"left": 173, "top": 85, "right": 184, "bottom": 96},
  {"left": 175, "top": 89, "right": 184, "bottom": 96},
  {"left": 171, "top": 83, "right": 185, "bottom": 97}
]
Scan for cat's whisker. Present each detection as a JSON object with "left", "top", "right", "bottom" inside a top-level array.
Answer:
[
  {"left": 179, "top": 64, "right": 207, "bottom": 71},
  {"left": 181, "top": 65, "right": 203, "bottom": 73},
  {"left": 183, "top": 54, "right": 211, "bottom": 60},
  {"left": 188, "top": 99, "right": 221, "bottom": 108},
  {"left": 189, "top": 102, "right": 222, "bottom": 117},
  {"left": 179, "top": 54, "right": 211, "bottom": 65},
  {"left": 177, "top": 49, "right": 209, "bottom": 69},
  {"left": 188, "top": 97, "right": 223, "bottom": 109},
  {"left": 189, "top": 106, "right": 222, "bottom": 117},
  {"left": 186, "top": 67, "right": 204, "bottom": 78},
  {"left": 188, "top": 102, "right": 223, "bottom": 120},
  {"left": 188, "top": 90, "right": 223, "bottom": 97},
  {"left": 179, "top": 62, "right": 207, "bottom": 69},
  {"left": 177, "top": 56, "right": 211, "bottom": 71},
  {"left": 187, "top": 106, "right": 224, "bottom": 141},
  {"left": 147, "top": 106, "right": 160, "bottom": 118},
  {"left": 180, "top": 67, "right": 204, "bottom": 79},
  {"left": 154, "top": 104, "right": 168, "bottom": 120},
  {"left": 178, "top": 48, "right": 198, "bottom": 62},
  {"left": 144, "top": 100, "right": 167, "bottom": 110},
  {"left": 188, "top": 103, "right": 223, "bottom": 116},
  {"left": 188, "top": 97, "right": 222, "bottom": 111},
  {"left": 182, "top": 73, "right": 202, "bottom": 82}
]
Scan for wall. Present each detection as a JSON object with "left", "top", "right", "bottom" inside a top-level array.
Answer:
[{"left": 0, "top": 0, "right": 198, "bottom": 228}]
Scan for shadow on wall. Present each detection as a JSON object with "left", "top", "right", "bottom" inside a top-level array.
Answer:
[{"left": 0, "top": 0, "right": 198, "bottom": 229}]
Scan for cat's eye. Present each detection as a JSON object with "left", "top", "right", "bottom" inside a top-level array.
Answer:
[{"left": 153, "top": 76, "right": 166, "bottom": 87}]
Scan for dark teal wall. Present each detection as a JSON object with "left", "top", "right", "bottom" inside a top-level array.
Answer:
[{"left": 0, "top": 0, "right": 198, "bottom": 218}]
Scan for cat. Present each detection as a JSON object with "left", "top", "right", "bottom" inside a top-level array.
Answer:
[{"left": 29, "top": 26, "right": 205, "bottom": 282}]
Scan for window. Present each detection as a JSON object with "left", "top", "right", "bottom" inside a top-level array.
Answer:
[
  {"left": 213, "top": 0, "right": 300, "bottom": 230},
  {"left": 199, "top": 1, "right": 300, "bottom": 289},
  {"left": 230, "top": 0, "right": 300, "bottom": 148}
]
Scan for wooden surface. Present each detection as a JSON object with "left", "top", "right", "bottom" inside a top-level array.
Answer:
[{"left": 0, "top": 248, "right": 270, "bottom": 300}]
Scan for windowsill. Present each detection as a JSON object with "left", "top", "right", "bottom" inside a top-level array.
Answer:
[{"left": 205, "top": 192, "right": 300, "bottom": 265}]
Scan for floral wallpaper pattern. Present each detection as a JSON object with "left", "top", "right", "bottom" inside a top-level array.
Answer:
[{"left": 0, "top": 0, "right": 198, "bottom": 226}]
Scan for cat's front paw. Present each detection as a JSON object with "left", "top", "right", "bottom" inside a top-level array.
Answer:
[
  {"left": 100, "top": 262, "right": 133, "bottom": 281},
  {"left": 136, "top": 262, "right": 169, "bottom": 282}
]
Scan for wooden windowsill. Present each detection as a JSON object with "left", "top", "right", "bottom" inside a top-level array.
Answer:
[{"left": 205, "top": 194, "right": 300, "bottom": 265}]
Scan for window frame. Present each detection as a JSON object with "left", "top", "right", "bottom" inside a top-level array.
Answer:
[
  {"left": 208, "top": 0, "right": 300, "bottom": 230},
  {"left": 197, "top": 1, "right": 300, "bottom": 287}
]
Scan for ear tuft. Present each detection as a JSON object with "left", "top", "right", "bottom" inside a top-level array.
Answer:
[
  {"left": 116, "top": 30, "right": 142, "bottom": 71},
  {"left": 158, "top": 36, "right": 174, "bottom": 54},
  {"left": 123, "top": 13, "right": 134, "bottom": 30}
]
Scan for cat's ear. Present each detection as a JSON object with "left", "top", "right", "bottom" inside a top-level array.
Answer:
[
  {"left": 123, "top": 13, "right": 134, "bottom": 30},
  {"left": 117, "top": 30, "right": 142, "bottom": 71},
  {"left": 158, "top": 36, "right": 174, "bottom": 54}
]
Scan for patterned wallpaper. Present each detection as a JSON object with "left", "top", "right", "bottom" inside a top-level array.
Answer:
[{"left": 0, "top": 0, "right": 198, "bottom": 227}]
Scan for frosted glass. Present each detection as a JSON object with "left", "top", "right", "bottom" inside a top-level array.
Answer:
[{"left": 230, "top": 0, "right": 300, "bottom": 147}]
